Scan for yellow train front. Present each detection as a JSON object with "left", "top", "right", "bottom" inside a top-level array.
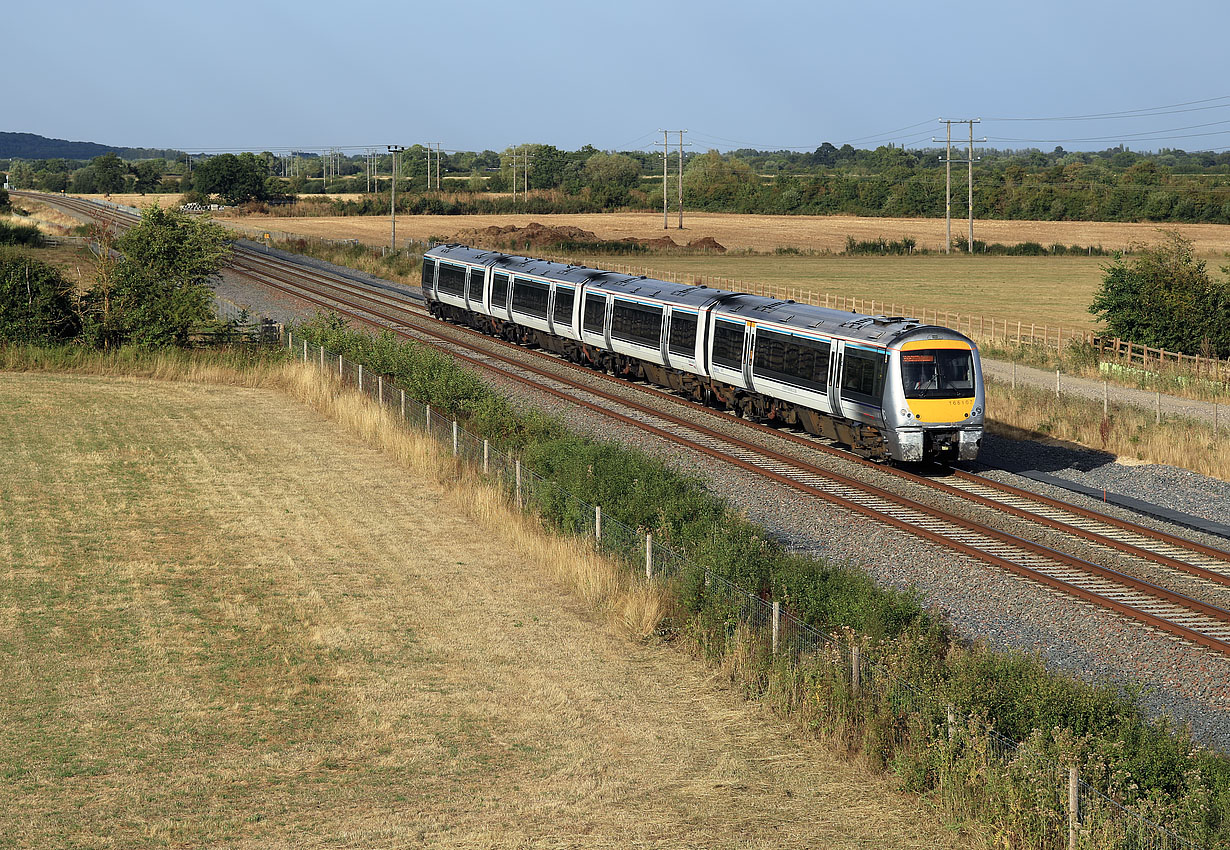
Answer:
[{"left": 881, "top": 329, "right": 984, "bottom": 463}]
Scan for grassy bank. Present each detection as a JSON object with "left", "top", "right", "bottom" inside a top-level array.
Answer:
[{"left": 287, "top": 318, "right": 1230, "bottom": 849}]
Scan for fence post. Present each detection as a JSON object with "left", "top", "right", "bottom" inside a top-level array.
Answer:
[
  {"left": 338, "top": 353, "right": 343, "bottom": 376},
  {"left": 452, "top": 420, "right": 458, "bottom": 456},
  {"left": 483, "top": 439, "right": 489, "bottom": 474},
  {"left": 851, "top": 645, "right": 861, "bottom": 695},
  {"left": 645, "top": 532, "right": 653, "bottom": 580},
  {"left": 319, "top": 345, "right": 324, "bottom": 370},
  {"left": 378, "top": 375, "right": 383, "bottom": 403},
  {"left": 1056, "top": 368, "right": 1061, "bottom": 398},
  {"left": 303, "top": 339, "right": 308, "bottom": 361},
  {"left": 357, "top": 364, "right": 363, "bottom": 393},
  {"left": 401, "top": 389, "right": 406, "bottom": 419},
  {"left": 287, "top": 330, "right": 292, "bottom": 352},
  {"left": 771, "top": 601, "right": 781, "bottom": 655},
  {"left": 595, "top": 505, "right": 602, "bottom": 543},
  {"left": 515, "top": 459, "right": 522, "bottom": 507},
  {"left": 426, "top": 404, "right": 432, "bottom": 433},
  {"left": 1068, "top": 766, "right": 1080, "bottom": 850}
]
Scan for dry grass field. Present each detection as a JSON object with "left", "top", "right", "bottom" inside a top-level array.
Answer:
[
  {"left": 219, "top": 208, "right": 1230, "bottom": 256},
  {"left": 0, "top": 366, "right": 971, "bottom": 849}
]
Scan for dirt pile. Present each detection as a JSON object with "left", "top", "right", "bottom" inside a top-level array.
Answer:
[{"left": 454, "top": 222, "right": 725, "bottom": 253}]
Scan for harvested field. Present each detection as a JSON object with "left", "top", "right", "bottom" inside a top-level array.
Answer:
[
  {"left": 219, "top": 209, "right": 1230, "bottom": 256},
  {"left": 68, "top": 192, "right": 182, "bottom": 210},
  {"left": 0, "top": 368, "right": 970, "bottom": 848}
]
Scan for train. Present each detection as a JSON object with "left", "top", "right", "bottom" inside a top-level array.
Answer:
[{"left": 421, "top": 244, "right": 984, "bottom": 464}]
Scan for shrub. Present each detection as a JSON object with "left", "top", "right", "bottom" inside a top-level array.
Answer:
[{"left": 0, "top": 248, "right": 80, "bottom": 343}]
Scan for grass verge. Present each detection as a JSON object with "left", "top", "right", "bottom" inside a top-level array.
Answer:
[{"left": 0, "top": 350, "right": 973, "bottom": 848}]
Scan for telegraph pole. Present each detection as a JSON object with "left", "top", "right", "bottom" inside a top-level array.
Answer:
[
  {"left": 660, "top": 130, "right": 669, "bottom": 228},
  {"left": 935, "top": 119, "right": 984, "bottom": 254},
  {"left": 388, "top": 144, "right": 405, "bottom": 251},
  {"left": 437, "top": 143, "right": 443, "bottom": 190},
  {"left": 677, "top": 130, "right": 689, "bottom": 229}
]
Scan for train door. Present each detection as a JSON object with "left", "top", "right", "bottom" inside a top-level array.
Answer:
[{"left": 835, "top": 342, "right": 888, "bottom": 420}]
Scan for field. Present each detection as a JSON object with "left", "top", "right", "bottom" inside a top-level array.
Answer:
[{"left": 0, "top": 367, "right": 968, "bottom": 848}]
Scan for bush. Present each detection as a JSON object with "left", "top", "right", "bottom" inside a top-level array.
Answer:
[
  {"left": 0, "top": 248, "right": 80, "bottom": 343},
  {"left": 0, "top": 220, "right": 44, "bottom": 247}
]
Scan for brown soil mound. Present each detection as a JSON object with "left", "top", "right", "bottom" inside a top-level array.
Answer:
[
  {"left": 456, "top": 221, "right": 601, "bottom": 248},
  {"left": 686, "top": 236, "right": 726, "bottom": 253},
  {"left": 454, "top": 221, "right": 725, "bottom": 254}
]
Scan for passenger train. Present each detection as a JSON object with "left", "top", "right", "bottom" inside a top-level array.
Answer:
[{"left": 421, "top": 244, "right": 984, "bottom": 464}]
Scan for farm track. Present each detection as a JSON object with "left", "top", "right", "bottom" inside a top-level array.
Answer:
[{"left": 36, "top": 192, "right": 1230, "bottom": 658}]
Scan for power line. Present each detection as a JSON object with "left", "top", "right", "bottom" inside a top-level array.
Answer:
[
  {"left": 935, "top": 119, "right": 984, "bottom": 254},
  {"left": 986, "top": 94, "right": 1230, "bottom": 122}
]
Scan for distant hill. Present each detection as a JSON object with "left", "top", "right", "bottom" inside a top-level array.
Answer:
[{"left": 0, "top": 132, "right": 185, "bottom": 161}]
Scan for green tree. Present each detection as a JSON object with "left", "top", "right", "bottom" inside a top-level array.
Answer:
[
  {"left": 0, "top": 248, "right": 81, "bottom": 343},
  {"left": 0, "top": 186, "right": 9, "bottom": 212},
  {"left": 1089, "top": 231, "right": 1230, "bottom": 357},
  {"left": 82, "top": 206, "right": 231, "bottom": 348},
  {"left": 683, "top": 151, "right": 759, "bottom": 210},
  {"left": 192, "top": 152, "right": 269, "bottom": 204},
  {"left": 91, "top": 152, "right": 126, "bottom": 194}
]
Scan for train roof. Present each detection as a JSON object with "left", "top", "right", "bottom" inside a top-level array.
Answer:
[{"left": 425, "top": 244, "right": 972, "bottom": 347}]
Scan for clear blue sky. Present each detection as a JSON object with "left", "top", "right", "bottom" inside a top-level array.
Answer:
[{"left": 10, "top": 0, "right": 1230, "bottom": 156}]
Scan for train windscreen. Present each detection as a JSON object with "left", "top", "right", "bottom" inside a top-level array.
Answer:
[{"left": 901, "top": 349, "right": 975, "bottom": 399}]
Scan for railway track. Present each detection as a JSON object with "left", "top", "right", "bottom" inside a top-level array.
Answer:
[{"left": 39, "top": 192, "right": 1230, "bottom": 656}]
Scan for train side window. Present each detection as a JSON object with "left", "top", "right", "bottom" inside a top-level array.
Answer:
[
  {"left": 554, "top": 285, "right": 575, "bottom": 325},
  {"left": 611, "top": 299, "right": 663, "bottom": 348},
  {"left": 582, "top": 293, "right": 606, "bottom": 333},
  {"left": 712, "top": 320, "right": 745, "bottom": 370},
  {"left": 437, "top": 263, "right": 466, "bottom": 296},
  {"left": 840, "top": 349, "right": 886, "bottom": 405},
  {"left": 467, "top": 268, "right": 485, "bottom": 303},
  {"left": 668, "top": 312, "right": 698, "bottom": 358},
  {"left": 512, "top": 278, "right": 550, "bottom": 318},
  {"left": 753, "top": 329, "right": 829, "bottom": 393},
  {"left": 491, "top": 272, "right": 510, "bottom": 308},
  {"left": 422, "top": 257, "right": 437, "bottom": 290}
]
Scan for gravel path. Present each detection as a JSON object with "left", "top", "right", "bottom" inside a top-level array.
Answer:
[{"left": 214, "top": 252, "right": 1230, "bottom": 752}]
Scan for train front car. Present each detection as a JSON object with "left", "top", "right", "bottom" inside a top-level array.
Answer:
[{"left": 882, "top": 328, "right": 983, "bottom": 464}]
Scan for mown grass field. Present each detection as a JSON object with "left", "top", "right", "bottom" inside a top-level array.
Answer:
[{"left": 0, "top": 367, "right": 969, "bottom": 848}]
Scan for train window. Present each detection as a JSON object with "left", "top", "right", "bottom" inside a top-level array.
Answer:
[
  {"left": 668, "top": 311, "right": 698, "bottom": 358},
  {"left": 712, "top": 320, "right": 745, "bottom": 370},
  {"left": 437, "top": 263, "right": 466, "bottom": 297},
  {"left": 611, "top": 299, "right": 663, "bottom": 348},
  {"left": 840, "top": 348, "right": 886, "bottom": 406},
  {"left": 753, "top": 329, "right": 829, "bottom": 393},
  {"left": 491, "top": 272, "right": 510, "bottom": 308},
  {"left": 512, "top": 278, "right": 550, "bottom": 318},
  {"left": 467, "top": 268, "right": 485, "bottom": 304},
  {"left": 554, "top": 285, "right": 575, "bottom": 326},
  {"left": 902, "top": 349, "right": 975, "bottom": 399},
  {"left": 583, "top": 293, "right": 606, "bottom": 334},
  {"left": 422, "top": 257, "right": 437, "bottom": 290}
]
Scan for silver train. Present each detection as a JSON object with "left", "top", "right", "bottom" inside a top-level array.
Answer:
[{"left": 422, "top": 244, "right": 984, "bottom": 464}]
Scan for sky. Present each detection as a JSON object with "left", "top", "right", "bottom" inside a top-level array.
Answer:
[{"left": 9, "top": 0, "right": 1230, "bottom": 157}]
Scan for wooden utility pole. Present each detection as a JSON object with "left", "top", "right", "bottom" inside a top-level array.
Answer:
[
  {"left": 661, "top": 129, "right": 669, "bottom": 228},
  {"left": 387, "top": 144, "right": 405, "bottom": 251},
  {"left": 677, "top": 130, "right": 688, "bottom": 229},
  {"left": 935, "top": 119, "right": 984, "bottom": 253}
]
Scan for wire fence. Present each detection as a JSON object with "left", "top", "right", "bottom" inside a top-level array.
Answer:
[{"left": 280, "top": 326, "right": 1204, "bottom": 850}]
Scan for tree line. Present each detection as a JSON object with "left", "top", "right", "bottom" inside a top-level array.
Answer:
[{"left": 7, "top": 143, "right": 1230, "bottom": 223}]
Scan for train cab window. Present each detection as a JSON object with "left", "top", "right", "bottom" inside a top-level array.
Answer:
[
  {"left": 753, "top": 329, "right": 829, "bottom": 393},
  {"left": 437, "top": 263, "right": 466, "bottom": 297},
  {"left": 467, "top": 268, "right": 485, "bottom": 304},
  {"left": 422, "top": 257, "right": 437, "bottom": 290},
  {"left": 512, "top": 278, "right": 550, "bottom": 318},
  {"left": 840, "top": 348, "right": 886, "bottom": 405},
  {"left": 902, "top": 349, "right": 975, "bottom": 399},
  {"left": 583, "top": 293, "right": 606, "bottom": 334},
  {"left": 611, "top": 299, "right": 663, "bottom": 348},
  {"left": 491, "top": 272, "right": 510, "bottom": 309},
  {"left": 553, "top": 285, "right": 576, "bottom": 325},
  {"left": 712, "top": 320, "right": 745, "bottom": 370},
  {"left": 668, "top": 311, "right": 698, "bottom": 358}
]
